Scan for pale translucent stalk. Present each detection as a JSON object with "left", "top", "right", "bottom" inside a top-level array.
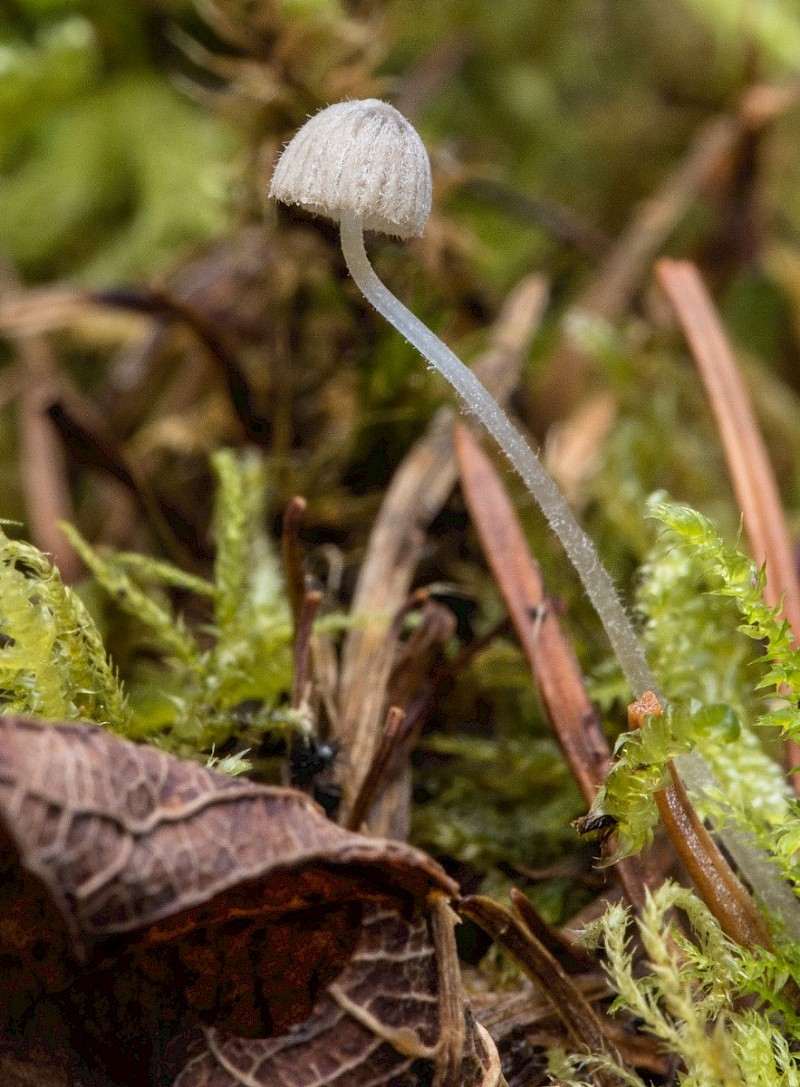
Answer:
[
  {"left": 339, "top": 211, "right": 800, "bottom": 934},
  {"left": 340, "top": 211, "right": 800, "bottom": 935},
  {"left": 340, "top": 211, "right": 656, "bottom": 700}
]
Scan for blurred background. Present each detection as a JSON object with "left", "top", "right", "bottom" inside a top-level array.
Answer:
[{"left": 2, "top": 0, "right": 800, "bottom": 919}]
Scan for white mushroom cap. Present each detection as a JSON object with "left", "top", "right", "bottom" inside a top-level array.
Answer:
[{"left": 269, "top": 99, "right": 432, "bottom": 239}]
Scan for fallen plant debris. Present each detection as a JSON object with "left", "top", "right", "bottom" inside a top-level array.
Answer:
[
  {"left": 175, "top": 905, "right": 501, "bottom": 1087},
  {"left": 0, "top": 715, "right": 500, "bottom": 1087}
]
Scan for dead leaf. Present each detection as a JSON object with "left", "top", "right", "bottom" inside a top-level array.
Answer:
[
  {"left": 0, "top": 717, "right": 502, "bottom": 1086},
  {"left": 175, "top": 904, "right": 501, "bottom": 1087}
]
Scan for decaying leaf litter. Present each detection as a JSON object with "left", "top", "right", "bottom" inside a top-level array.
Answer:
[{"left": 4, "top": 2, "right": 800, "bottom": 1085}]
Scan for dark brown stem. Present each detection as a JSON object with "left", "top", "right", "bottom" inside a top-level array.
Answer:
[
  {"left": 346, "top": 706, "right": 406, "bottom": 831},
  {"left": 427, "top": 893, "right": 466, "bottom": 1087},
  {"left": 509, "top": 888, "right": 594, "bottom": 971},
  {"left": 281, "top": 495, "right": 308, "bottom": 633},
  {"left": 459, "top": 895, "right": 621, "bottom": 1084},
  {"left": 291, "top": 590, "right": 322, "bottom": 711},
  {"left": 628, "top": 694, "right": 771, "bottom": 950},
  {"left": 657, "top": 768, "right": 771, "bottom": 950}
]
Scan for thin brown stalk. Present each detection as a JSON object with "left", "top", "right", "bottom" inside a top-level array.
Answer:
[
  {"left": 336, "top": 589, "right": 429, "bottom": 829},
  {"left": 346, "top": 705, "right": 406, "bottom": 832},
  {"left": 509, "top": 888, "right": 594, "bottom": 970},
  {"left": 290, "top": 590, "right": 322, "bottom": 712},
  {"left": 427, "top": 894, "right": 467, "bottom": 1087},
  {"left": 281, "top": 495, "right": 308, "bottom": 632},
  {"left": 460, "top": 895, "right": 622, "bottom": 1085},
  {"left": 656, "top": 258, "right": 800, "bottom": 787},
  {"left": 628, "top": 693, "right": 772, "bottom": 950}
]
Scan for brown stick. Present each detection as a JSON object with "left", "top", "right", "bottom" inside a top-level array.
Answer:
[
  {"left": 656, "top": 259, "right": 800, "bottom": 787},
  {"left": 290, "top": 590, "right": 322, "bottom": 711},
  {"left": 427, "top": 894, "right": 467, "bottom": 1087},
  {"left": 628, "top": 693, "right": 771, "bottom": 950},
  {"left": 460, "top": 895, "right": 621, "bottom": 1085},
  {"left": 281, "top": 496, "right": 308, "bottom": 633},
  {"left": 509, "top": 887, "right": 594, "bottom": 970},
  {"left": 346, "top": 705, "right": 406, "bottom": 832},
  {"left": 657, "top": 768, "right": 772, "bottom": 949}
]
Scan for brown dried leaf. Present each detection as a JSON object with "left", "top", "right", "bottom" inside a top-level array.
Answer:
[
  {"left": 0, "top": 715, "right": 456, "bottom": 1040},
  {"left": 175, "top": 905, "right": 501, "bottom": 1087},
  {"left": 0, "top": 717, "right": 500, "bottom": 1086}
]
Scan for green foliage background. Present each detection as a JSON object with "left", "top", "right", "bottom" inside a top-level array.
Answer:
[{"left": 3, "top": 1, "right": 800, "bottom": 1084}]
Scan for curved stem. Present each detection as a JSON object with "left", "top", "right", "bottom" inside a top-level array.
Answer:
[
  {"left": 337, "top": 213, "right": 800, "bottom": 933},
  {"left": 339, "top": 213, "right": 800, "bottom": 931},
  {"left": 340, "top": 212, "right": 657, "bottom": 700}
]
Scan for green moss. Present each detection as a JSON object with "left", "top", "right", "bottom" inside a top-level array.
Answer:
[
  {"left": 59, "top": 450, "right": 299, "bottom": 763},
  {"left": 0, "top": 7, "right": 237, "bottom": 281},
  {"left": 589, "top": 496, "right": 800, "bottom": 884},
  {"left": 0, "top": 523, "right": 127, "bottom": 726},
  {"left": 0, "top": 449, "right": 303, "bottom": 773},
  {"left": 570, "top": 883, "right": 800, "bottom": 1087}
]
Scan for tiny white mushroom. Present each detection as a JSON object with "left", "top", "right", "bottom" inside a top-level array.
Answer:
[
  {"left": 270, "top": 98, "right": 656, "bottom": 700},
  {"left": 270, "top": 102, "right": 800, "bottom": 932}
]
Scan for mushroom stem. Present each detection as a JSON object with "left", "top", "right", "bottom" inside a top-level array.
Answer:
[{"left": 340, "top": 211, "right": 657, "bottom": 700}]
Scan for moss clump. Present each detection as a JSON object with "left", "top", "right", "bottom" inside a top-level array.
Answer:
[
  {"left": 591, "top": 497, "right": 799, "bottom": 879},
  {"left": 0, "top": 522, "right": 127, "bottom": 727}
]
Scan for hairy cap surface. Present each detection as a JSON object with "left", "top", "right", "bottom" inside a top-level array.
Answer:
[{"left": 270, "top": 99, "right": 432, "bottom": 238}]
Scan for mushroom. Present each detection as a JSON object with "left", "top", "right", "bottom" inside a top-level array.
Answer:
[
  {"left": 269, "top": 100, "right": 800, "bottom": 933},
  {"left": 269, "top": 98, "right": 655, "bottom": 700}
]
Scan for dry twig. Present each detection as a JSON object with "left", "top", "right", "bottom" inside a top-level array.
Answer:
[{"left": 656, "top": 258, "right": 800, "bottom": 788}]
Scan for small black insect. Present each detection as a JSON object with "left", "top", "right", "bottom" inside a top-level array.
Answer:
[
  {"left": 573, "top": 811, "right": 618, "bottom": 846},
  {"left": 288, "top": 735, "right": 342, "bottom": 819},
  {"left": 288, "top": 735, "right": 340, "bottom": 787}
]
